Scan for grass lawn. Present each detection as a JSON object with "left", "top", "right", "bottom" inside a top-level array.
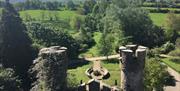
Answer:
[
  {"left": 149, "top": 13, "right": 167, "bottom": 27},
  {"left": 19, "top": 10, "right": 84, "bottom": 21},
  {"left": 162, "top": 58, "right": 180, "bottom": 73},
  {"left": 68, "top": 61, "right": 121, "bottom": 87},
  {"left": 149, "top": 13, "right": 180, "bottom": 27}
]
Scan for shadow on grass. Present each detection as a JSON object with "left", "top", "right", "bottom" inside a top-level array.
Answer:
[
  {"left": 103, "top": 59, "right": 120, "bottom": 64},
  {"left": 68, "top": 58, "right": 90, "bottom": 69}
]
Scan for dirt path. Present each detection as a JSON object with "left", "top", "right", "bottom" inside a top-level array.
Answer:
[
  {"left": 84, "top": 54, "right": 120, "bottom": 61},
  {"left": 164, "top": 67, "right": 180, "bottom": 91}
]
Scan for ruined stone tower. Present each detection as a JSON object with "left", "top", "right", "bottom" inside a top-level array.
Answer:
[
  {"left": 31, "top": 46, "right": 68, "bottom": 91},
  {"left": 119, "top": 45, "right": 147, "bottom": 91}
]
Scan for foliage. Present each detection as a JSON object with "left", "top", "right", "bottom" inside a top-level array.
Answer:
[
  {"left": 0, "top": 2, "right": 34, "bottom": 89},
  {"left": 104, "top": 0, "right": 165, "bottom": 48},
  {"left": 166, "top": 12, "right": 180, "bottom": 43},
  {"left": 26, "top": 22, "right": 80, "bottom": 58},
  {"left": 144, "top": 58, "right": 169, "bottom": 91},
  {"left": 168, "top": 48, "right": 180, "bottom": 57},
  {"left": 74, "top": 27, "right": 95, "bottom": 52},
  {"left": 161, "top": 42, "right": 175, "bottom": 54},
  {"left": 175, "top": 38, "right": 180, "bottom": 48},
  {"left": 67, "top": 73, "right": 79, "bottom": 91},
  {"left": 14, "top": 0, "right": 63, "bottom": 10},
  {"left": 83, "top": 0, "right": 96, "bottom": 14},
  {"left": 69, "top": 15, "right": 83, "bottom": 30},
  {"left": 66, "top": 0, "right": 76, "bottom": 10},
  {"left": 0, "top": 67, "right": 21, "bottom": 91},
  {"left": 98, "top": 33, "right": 115, "bottom": 57}
]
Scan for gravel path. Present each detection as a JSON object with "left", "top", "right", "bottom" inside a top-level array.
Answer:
[
  {"left": 85, "top": 54, "right": 120, "bottom": 61},
  {"left": 164, "top": 67, "right": 180, "bottom": 91}
]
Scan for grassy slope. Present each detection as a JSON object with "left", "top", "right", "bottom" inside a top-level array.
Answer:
[
  {"left": 68, "top": 61, "right": 121, "bottom": 86},
  {"left": 162, "top": 58, "right": 180, "bottom": 73}
]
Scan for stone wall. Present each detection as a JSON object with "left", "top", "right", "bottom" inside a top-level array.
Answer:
[
  {"left": 119, "top": 45, "right": 147, "bottom": 91},
  {"left": 77, "top": 79, "right": 120, "bottom": 91},
  {"left": 30, "top": 46, "right": 68, "bottom": 91}
]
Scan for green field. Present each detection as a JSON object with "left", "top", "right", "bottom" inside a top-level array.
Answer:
[
  {"left": 149, "top": 13, "right": 168, "bottom": 27},
  {"left": 162, "top": 58, "right": 180, "bottom": 73},
  {"left": 19, "top": 10, "right": 84, "bottom": 21},
  {"left": 149, "top": 13, "right": 180, "bottom": 27},
  {"left": 68, "top": 61, "right": 121, "bottom": 86}
]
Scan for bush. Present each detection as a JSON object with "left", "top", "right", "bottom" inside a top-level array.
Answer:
[
  {"left": 0, "top": 67, "right": 21, "bottom": 91},
  {"left": 175, "top": 38, "right": 180, "bottom": 48},
  {"left": 168, "top": 49, "right": 180, "bottom": 57},
  {"left": 161, "top": 42, "right": 175, "bottom": 54},
  {"left": 67, "top": 73, "right": 78, "bottom": 91}
]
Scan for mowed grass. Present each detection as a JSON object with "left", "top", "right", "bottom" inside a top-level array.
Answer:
[
  {"left": 149, "top": 13, "right": 180, "bottom": 27},
  {"left": 162, "top": 58, "right": 180, "bottom": 73},
  {"left": 149, "top": 13, "right": 168, "bottom": 27},
  {"left": 19, "top": 10, "right": 84, "bottom": 21},
  {"left": 68, "top": 61, "right": 121, "bottom": 87}
]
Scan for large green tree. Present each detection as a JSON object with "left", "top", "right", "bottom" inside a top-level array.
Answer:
[
  {"left": 103, "top": 0, "right": 165, "bottom": 48},
  {"left": 0, "top": 1, "right": 34, "bottom": 90}
]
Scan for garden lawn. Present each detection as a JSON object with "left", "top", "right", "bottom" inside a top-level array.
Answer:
[
  {"left": 68, "top": 61, "right": 121, "bottom": 87},
  {"left": 162, "top": 58, "right": 180, "bottom": 73}
]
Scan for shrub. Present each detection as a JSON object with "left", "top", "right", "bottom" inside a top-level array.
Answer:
[
  {"left": 168, "top": 49, "right": 180, "bottom": 57},
  {"left": 161, "top": 42, "right": 175, "bottom": 54},
  {"left": 0, "top": 67, "right": 21, "bottom": 91},
  {"left": 67, "top": 73, "right": 78, "bottom": 91},
  {"left": 175, "top": 38, "right": 180, "bottom": 48}
]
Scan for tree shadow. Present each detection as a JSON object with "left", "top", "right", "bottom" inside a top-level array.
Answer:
[
  {"left": 103, "top": 59, "right": 119, "bottom": 64},
  {"left": 68, "top": 58, "right": 90, "bottom": 69},
  {"left": 164, "top": 74, "right": 176, "bottom": 86}
]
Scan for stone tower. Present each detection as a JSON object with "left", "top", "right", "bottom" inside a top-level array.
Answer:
[
  {"left": 31, "top": 46, "right": 68, "bottom": 91},
  {"left": 119, "top": 45, "right": 146, "bottom": 91}
]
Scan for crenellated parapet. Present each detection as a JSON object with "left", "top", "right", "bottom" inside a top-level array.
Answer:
[
  {"left": 31, "top": 46, "right": 68, "bottom": 91},
  {"left": 119, "top": 45, "right": 147, "bottom": 91}
]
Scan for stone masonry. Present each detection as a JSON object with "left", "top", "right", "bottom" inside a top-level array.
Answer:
[
  {"left": 30, "top": 46, "right": 68, "bottom": 91},
  {"left": 119, "top": 45, "right": 147, "bottom": 91}
]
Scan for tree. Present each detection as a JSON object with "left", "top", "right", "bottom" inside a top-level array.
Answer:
[
  {"left": 104, "top": 0, "right": 165, "bottom": 48},
  {"left": 166, "top": 12, "right": 180, "bottom": 43},
  {"left": 98, "top": 32, "right": 114, "bottom": 59},
  {"left": 26, "top": 22, "right": 80, "bottom": 59},
  {"left": 66, "top": 0, "right": 76, "bottom": 10},
  {"left": 0, "top": 1, "right": 34, "bottom": 90},
  {"left": 83, "top": 0, "right": 96, "bottom": 14},
  {"left": 69, "top": 16, "right": 83, "bottom": 30},
  {"left": 144, "top": 58, "right": 170, "bottom": 91},
  {"left": 0, "top": 67, "right": 21, "bottom": 91}
]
